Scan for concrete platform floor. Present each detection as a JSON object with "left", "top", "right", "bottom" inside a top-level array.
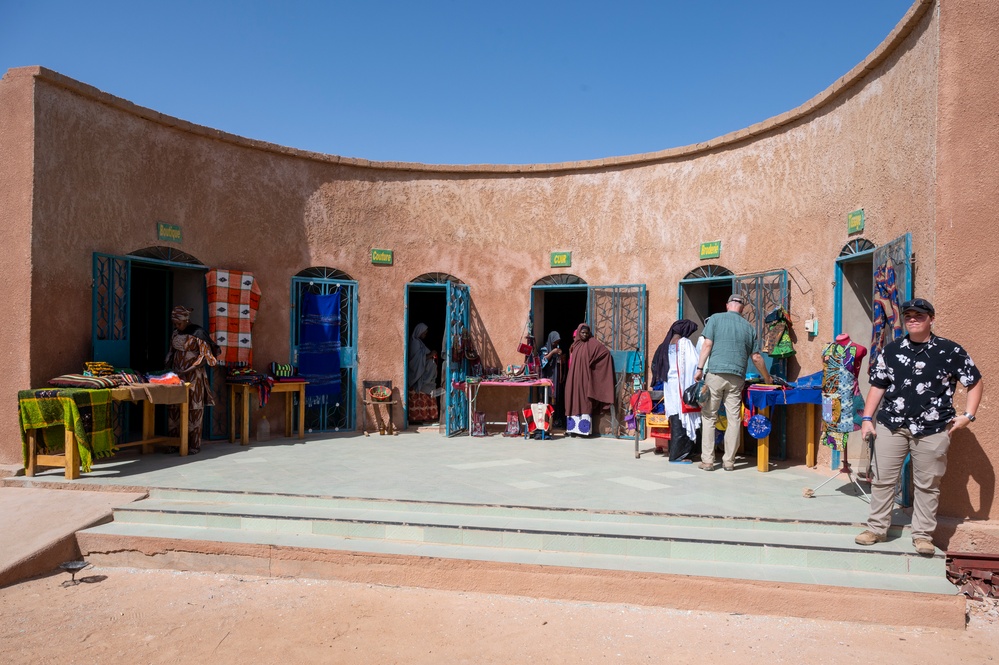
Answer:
[{"left": 11, "top": 430, "right": 898, "bottom": 529}]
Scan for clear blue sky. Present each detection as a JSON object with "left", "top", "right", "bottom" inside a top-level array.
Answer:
[{"left": 1, "top": 0, "right": 915, "bottom": 165}]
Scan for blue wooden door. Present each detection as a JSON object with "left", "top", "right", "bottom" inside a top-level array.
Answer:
[
  {"left": 444, "top": 282, "right": 470, "bottom": 436},
  {"left": 586, "top": 284, "right": 647, "bottom": 438},
  {"left": 92, "top": 253, "right": 131, "bottom": 368},
  {"left": 291, "top": 276, "right": 358, "bottom": 432}
]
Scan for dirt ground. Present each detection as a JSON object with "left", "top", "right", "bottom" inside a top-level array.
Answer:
[{"left": 1, "top": 567, "right": 996, "bottom": 664}]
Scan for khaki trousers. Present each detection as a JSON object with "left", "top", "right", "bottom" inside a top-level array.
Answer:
[
  {"left": 867, "top": 422, "right": 951, "bottom": 541},
  {"left": 699, "top": 372, "right": 745, "bottom": 466}
]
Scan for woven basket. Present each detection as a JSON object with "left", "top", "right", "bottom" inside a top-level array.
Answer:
[{"left": 368, "top": 385, "right": 391, "bottom": 402}]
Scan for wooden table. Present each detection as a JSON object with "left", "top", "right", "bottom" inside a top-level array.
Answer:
[
  {"left": 228, "top": 381, "right": 307, "bottom": 445},
  {"left": 745, "top": 385, "right": 820, "bottom": 472},
  {"left": 24, "top": 384, "right": 190, "bottom": 479},
  {"left": 465, "top": 378, "right": 552, "bottom": 436}
]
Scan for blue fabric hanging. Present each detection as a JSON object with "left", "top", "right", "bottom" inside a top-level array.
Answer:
[{"left": 299, "top": 291, "right": 341, "bottom": 404}]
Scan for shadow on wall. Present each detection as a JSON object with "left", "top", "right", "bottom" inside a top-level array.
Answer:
[
  {"left": 469, "top": 301, "right": 499, "bottom": 371},
  {"left": 943, "top": 430, "right": 995, "bottom": 521}
]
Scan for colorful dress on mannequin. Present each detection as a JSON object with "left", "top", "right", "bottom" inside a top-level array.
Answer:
[{"left": 820, "top": 340, "right": 864, "bottom": 450}]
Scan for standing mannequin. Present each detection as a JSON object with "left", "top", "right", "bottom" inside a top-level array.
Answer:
[{"left": 821, "top": 334, "right": 868, "bottom": 450}]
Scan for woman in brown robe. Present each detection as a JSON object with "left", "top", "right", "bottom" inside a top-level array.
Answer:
[
  {"left": 564, "top": 323, "right": 615, "bottom": 436},
  {"left": 166, "top": 306, "right": 220, "bottom": 453}
]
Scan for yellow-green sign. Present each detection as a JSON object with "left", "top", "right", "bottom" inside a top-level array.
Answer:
[
  {"left": 699, "top": 241, "right": 721, "bottom": 260},
  {"left": 847, "top": 209, "right": 865, "bottom": 234},
  {"left": 371, "top": 248, "right": 393, "bottom": 266},
  {"left": 157, "top": 221, "right": 182, "bottom": 243},
  {"left": 550, "top": 251, "right": 572, "bottom": 268}
]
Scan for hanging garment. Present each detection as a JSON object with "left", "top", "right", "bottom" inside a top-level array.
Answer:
[
  {"left": 762, "top": 307, "right": 796, "bottom": 358},
  {"left": 869, "top": 263, "right": 903, "bottom": 376},
  {"left": 299, "top": 291, "right": 342, "bottom": 405},
  {"left": 206, "top": 269, "right": 262, "bottom": 366},
  {"left": 820, "top": 341, "right": 862, "bottom": 450}
]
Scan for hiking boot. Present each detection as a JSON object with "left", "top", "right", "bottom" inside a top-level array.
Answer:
[
  {"left": 913, "top": 538, "right": 936, "bottom": 556},
  {"left": 698, "top": 462, "right": 715, "bottom": 471},
  {"left": 854, "top": 530, "right": 887, "bottom": 546}
]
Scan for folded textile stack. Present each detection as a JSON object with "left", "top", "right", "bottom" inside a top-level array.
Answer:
[
  {"left": 268, "top": 362, "right": 306, "bottom": 383},
  {"left": 148, "top": 372, "right": 183, "bottom": 385},
  {"left": 84, "top": 361, "right": 116, "bottom": 376},
  {"left": 227, "top": 367, "right": 274, "bottom": 406}
]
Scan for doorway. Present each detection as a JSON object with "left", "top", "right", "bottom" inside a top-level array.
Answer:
[
  {"left": 290, "top": 268, "right": 358, "bottom": 433},
  {"left": 834, "top": 240, "right": 875, "bottom": 469},
  {"left": 677, "top": 265, "right": 735, "bottom": 345},
  {"left": 405, "top": 286, "right": 448, "bottom": 426},
  {"left": 93, "top": 248, "right": 210, "bottom": 442},
  {"left": 531, "top": 278, "right": 588, "bottom": 426}
]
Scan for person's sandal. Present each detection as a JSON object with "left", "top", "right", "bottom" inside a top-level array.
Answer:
[
  {"left": 697, "top": 462, "right": 715, "bottom": 471},
  {"left": 854, "top": 530, "right": 887, "bottom": 546},
  {"left": 723, "top": 462, "right": 734, "bottom": 471}
]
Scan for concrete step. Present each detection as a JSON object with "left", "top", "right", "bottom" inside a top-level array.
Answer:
[
  {"left": 78, "top": 488, "right": 953, "bottom": 595},
  {"left": 78, "top": 520, "right": 956, "bottom": 595}
]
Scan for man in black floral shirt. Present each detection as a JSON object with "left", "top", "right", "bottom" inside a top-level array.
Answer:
[{"left": 855, "top": 298, "right": 983, "bottom": 556}]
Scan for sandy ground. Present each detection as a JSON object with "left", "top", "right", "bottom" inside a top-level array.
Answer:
[{"left": 1, "top": 567, "right": 997, "bottom": 664}]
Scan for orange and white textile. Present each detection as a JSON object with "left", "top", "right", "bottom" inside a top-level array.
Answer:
[{"left": 206, "top": 269, "right": 262, "bottom": 366}]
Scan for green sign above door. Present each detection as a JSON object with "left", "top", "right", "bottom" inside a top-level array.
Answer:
[
  {"left": 699, "top": 241, "right": 721, "bottom": 260},
  {"left": 550, "top": 251, "right": 572, "bottom": 268},
  {"left": 847, "top": 209, "right": 865, "bottom": 234},
  {"left": 371, "top": 248, "right": 394, "bottom": 265},
  {"left": 157, "top": 222, "right": 182, "bottom": 243}
]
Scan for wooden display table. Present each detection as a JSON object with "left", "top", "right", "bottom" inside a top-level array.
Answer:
[
  {"left": 227, "top": 381, "right": 307, "bottom": 445},
  {"left": 465, "top": 378, "right": 552, "bottom": 436},
  {"left": 745, "top": 384, "right": 820, "bottom": 472},
  {"left": 23, "top": 383, "right": 190, "bottom": 480}
]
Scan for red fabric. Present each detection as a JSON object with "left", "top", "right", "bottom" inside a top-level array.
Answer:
[
  {"left": 206, "top": 269, "right": 262, "bottom": 366},
  {"left": 565, "top": 323, "right": 615, "bottom": 419},
  {"left": 408, "top": 391, "right": 438, "bottom": 423}
]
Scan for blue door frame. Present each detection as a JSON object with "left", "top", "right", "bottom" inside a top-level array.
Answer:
[
  {"left": 290, "top": 276, "right": 359, "bottom": 432},
  {"left": 403, "top": 282, "right": 470, "bottom": 436}
]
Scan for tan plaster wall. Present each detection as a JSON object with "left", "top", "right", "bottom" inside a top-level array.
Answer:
[
  {"left": 0, "top": 69, "right": 36, "bottom": 463},
  {"left": 933, "top": 0, "right": 999, "bottom": 523},
  {"left": 9, "top": 1, "right": 996, "bottom": 523}
]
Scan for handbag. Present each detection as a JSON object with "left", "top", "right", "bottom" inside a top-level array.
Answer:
[
  {"left": 678, "top": 341, "right": 703, "bottom": 413},
  {"left": 681, "top": 381, "right": 704, "bottom": 413}
]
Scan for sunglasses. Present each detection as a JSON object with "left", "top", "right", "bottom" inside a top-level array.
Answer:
[{"left": 900, "top": 298, "right": 934, "bottom": 314}]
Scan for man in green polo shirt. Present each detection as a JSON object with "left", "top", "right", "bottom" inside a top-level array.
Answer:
[{"left": 693, "top": 294, "right": 772, "bottom": 471}]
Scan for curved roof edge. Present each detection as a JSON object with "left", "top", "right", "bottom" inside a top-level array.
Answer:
[{"left": 8, "top": 0, "right": 932, "bottom": 175}]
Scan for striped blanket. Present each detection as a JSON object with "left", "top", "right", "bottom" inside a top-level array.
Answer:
[
  {"left": 18, "top": 388, "right": 115, "bottom": 472},
  {"left": 206, "top": 269, "right": 262, "bottom": 366}
]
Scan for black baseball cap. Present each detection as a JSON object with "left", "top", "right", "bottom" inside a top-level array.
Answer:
[{"left": 901, "top": 298, "right": 935, "bottom": 316}]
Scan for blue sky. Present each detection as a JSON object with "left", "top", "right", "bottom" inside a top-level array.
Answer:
[{"left": 1, "top": 1, "right": 915, "bottom": 165}]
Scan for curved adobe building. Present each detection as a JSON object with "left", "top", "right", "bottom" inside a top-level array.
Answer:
[{"left": 1, "top": 0, "right": 997, "bottom": 541}]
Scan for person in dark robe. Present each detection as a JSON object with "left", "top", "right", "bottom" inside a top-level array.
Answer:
[
  {"left": 165, "top": 305, "right": 220, "bottom": 454},
  {"left": 564, "top": 323, "right": 615, "bottom": 437}
]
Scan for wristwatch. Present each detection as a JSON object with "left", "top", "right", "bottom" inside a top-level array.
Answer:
[{"left": 963, "top": 412, "right": 976, "bottom": 422}]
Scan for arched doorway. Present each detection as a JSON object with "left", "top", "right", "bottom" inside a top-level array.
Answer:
[
  {"left": 530, "top": 274, "right": 588, "bottom": 427},
  {"left": 291, "top": 267, "right": 358, "bottom": 432},
  {"left": 677, "top": 265, "right": 735, "bottom": 342},
  {"left": 93, "top": 246, "right": 213, "bottom": 440},
  {"left": 404, "top": 273, "right": 469, "bottom": 435}
]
